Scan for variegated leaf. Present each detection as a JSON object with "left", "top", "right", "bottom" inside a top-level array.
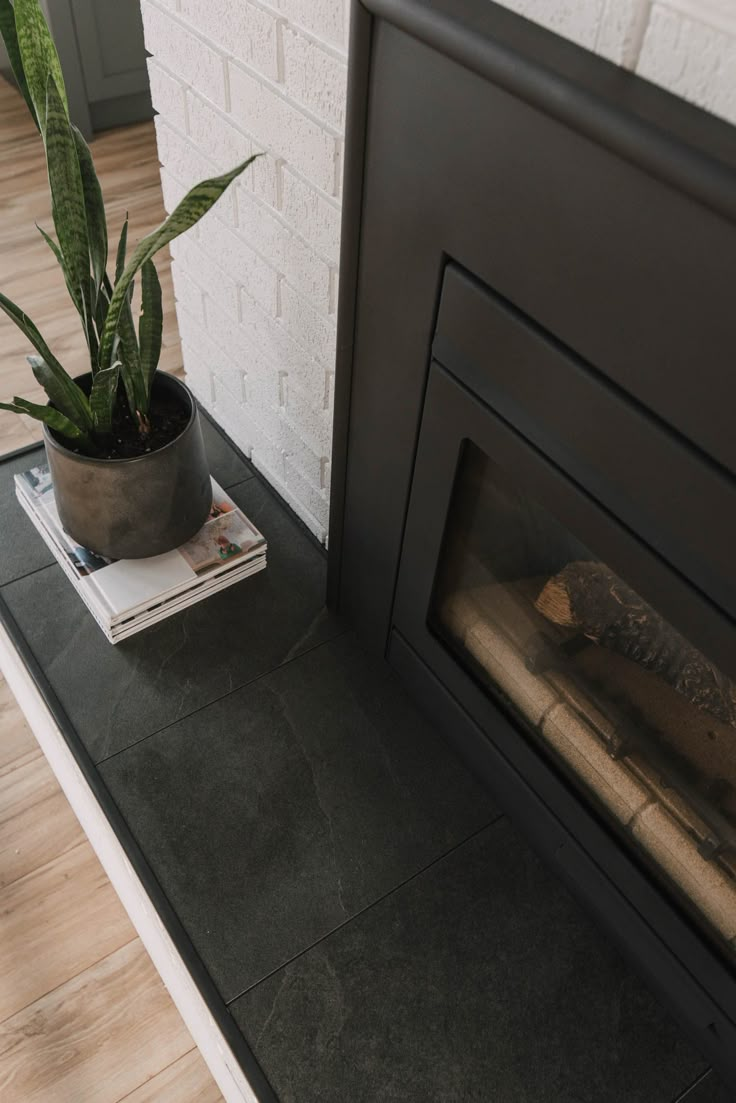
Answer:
[
  {"left": 0, "top": 290, "right": 92, "bottom": 430},
  {"left": 14, "top": 0, "right": 67, "bottom": 132},
  {"left": 0, "top": 397, "right": 93, "bottom": 448},
  {"left": 36, "top": 223, "right": 79, "bottom": 310},
  {"left": 89, "top": 362, "right": 119, "bottom": 435},
  {"left": 27, "top": 354, "right": 93, "bottom": 431},
  {"left": 95, "top": 281, "right": 111, "bottom": 337},
  {"left": 115, "top": 215, "right": 129, "bottom": 284},
  {"left": 0, "top": 0, "right": 38, "bottom": 127},
  {"left": 100, "top": 156, "right": 259, "bottom": 373},
  {"left": 139, "top": 259, "right": 163, "bottom": 397},
  {"left": 117, "top": 286, "right": 146, "bottom": 417},
  {"left": 45, "top": 76, "right": 91, "bottom": 342},
  {"left": 73, "top": 125, "right": 108, "bottom": 297}
]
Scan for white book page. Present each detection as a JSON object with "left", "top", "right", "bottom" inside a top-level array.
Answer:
[{"left": 83, "top": 553, "right": 196, "bottom": 617}]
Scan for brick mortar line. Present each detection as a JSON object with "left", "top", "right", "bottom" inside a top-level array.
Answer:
[
  {"left": 156, "top": 118, "right": 342, "bottom": 285},
  {"left": 180, "top": 0, "right": 349, "bottom": 59},
  {"left": 178, "top": 286, "right": 334, "bottom": 426},
  {"left": 182, "top": 232, "right": 338, "bottom": 347},
  {"left": 213, "top": 364, "right": 331, "bottom": 490},
  {"left": 150, "top": 56, "right": 342, "bottom": 212},
  {"left": 176, "top": 296, "right": 333, "bottom": 455},
  {"left": 227, "top": 53, "right": 345, "bottom": 140},
  {"left": 144, "top": 0, "right": 346, "bottom": 139},
  {"left": 181, "top": 78, "right": 343, "bottom": 211},
  {"left": 178, "top": 232, "right": 339, "bottom": 348},
  {"left": 200, "top": 390, "right": 328, "bottom": 536},
  {"left": 221, "top": 0, "right": 350, "bottom": 63}
]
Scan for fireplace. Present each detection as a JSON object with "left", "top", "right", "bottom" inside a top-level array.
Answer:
[{"left": 330, "top": 0, "right": 736, "bottom": 1088}]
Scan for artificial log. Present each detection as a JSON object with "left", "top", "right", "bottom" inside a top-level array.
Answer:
[{"left": 535, "top": 561, "right": 736, "bottom": 730}]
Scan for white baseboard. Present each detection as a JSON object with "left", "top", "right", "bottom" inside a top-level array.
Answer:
[{"left": 0, "top": 618, "right": 261, "bottom": 1103}]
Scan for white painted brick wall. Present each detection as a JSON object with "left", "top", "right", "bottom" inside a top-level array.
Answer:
[
  {"left": 496, "top": 0, "right": 736, "bottom": 123},
  {"left": 140, "top": 0, "right": 736, "bottom": 542}
]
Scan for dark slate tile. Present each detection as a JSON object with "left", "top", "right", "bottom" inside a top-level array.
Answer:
[
  {"left": 1, "top": 477, "right": 340, "bottom": 760},
  {"left": 200, "top": 414, "right": 255, "bottom": 489},
  {"left": 0, "top": 446, "right": 55, "bottom": 586},
  {"left": 675, "top": 1072, "right": 732, "bottom": 1103},
  {"left": 99, "top": 633, "right": 497, "bottom": 1001},
  {"left": 233, "top": 821, "right": 707, "bottom": 1103}
]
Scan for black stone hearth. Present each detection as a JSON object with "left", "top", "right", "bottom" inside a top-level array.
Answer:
[{"left": 0, "top": 418, "right": 724, "bottom": 1103}]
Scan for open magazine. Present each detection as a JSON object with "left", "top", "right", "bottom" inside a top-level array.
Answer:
[{"left": 15, "top": 462, "right": 267, "bottom": 643}]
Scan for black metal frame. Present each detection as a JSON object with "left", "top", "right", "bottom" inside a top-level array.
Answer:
[
  {"left": 392, "top": 307, "right": 736, "bottom": 1075},
  {"left": 330, "top": 0, "right": 736, "bottom": 1087}
]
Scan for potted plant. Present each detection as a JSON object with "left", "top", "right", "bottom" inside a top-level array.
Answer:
[{"left": 0, "top": 0, "right": 256, "bottom": 558}]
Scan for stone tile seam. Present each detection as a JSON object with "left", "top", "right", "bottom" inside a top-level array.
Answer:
[
  {"left": 144, "top": 0, "right": 346, "bottom": 140},
  {"left": 156, "top": 119, "right": 341, "bottom": 287},
  {"left": 0, "top": 558, "right": 57, "bottom": 592},
  {"left": 224, "top": 817, "right": 506, "bottom": 1008},
  {"left": 671, "top": 1068, "right": 718, "bottom": 1102},
  {"left": 94, "top": 628, "right": 349, "bottom": 771}
]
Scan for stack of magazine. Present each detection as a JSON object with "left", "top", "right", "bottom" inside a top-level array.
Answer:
[{"left": 15, "top": 462, "right": 267, "bottom": 643}]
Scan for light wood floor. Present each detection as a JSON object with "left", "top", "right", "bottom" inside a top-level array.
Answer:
[{"left": 0, "top": 77, "right": 222, "bottom": 1101}]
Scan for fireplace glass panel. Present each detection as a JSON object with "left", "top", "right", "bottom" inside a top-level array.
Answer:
[{"left": 432, "top": 441, "right": 736, "bottom": 953}]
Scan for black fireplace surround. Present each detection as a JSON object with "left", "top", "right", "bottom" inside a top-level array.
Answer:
[{"left": 329, "top": 0, "right": 736, "bottom": 1089}]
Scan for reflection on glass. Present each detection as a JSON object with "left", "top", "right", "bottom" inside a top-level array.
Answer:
[{"left": 432, "top": 442, "right": 736, "bottom": 955}]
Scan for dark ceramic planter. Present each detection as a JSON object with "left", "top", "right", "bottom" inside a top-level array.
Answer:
[{"left": 44, "top": 373, "right": 212, "bottom": 559}]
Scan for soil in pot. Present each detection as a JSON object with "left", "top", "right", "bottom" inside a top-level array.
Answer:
[{"left": 58, "top": 382, "right": 191, "bottom": 460}]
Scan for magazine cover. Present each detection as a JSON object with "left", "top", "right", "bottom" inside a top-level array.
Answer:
[{"left": 16, "top": 463, "right": 267, "bottom": 628}]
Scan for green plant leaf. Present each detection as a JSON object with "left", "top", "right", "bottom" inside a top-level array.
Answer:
[
  {"left": 45, "top": 75, "right": 91, "bottom": 342},
  {"left": 37, "top": 222, "right": 79, "bottom": 309},
  {"left": 0, "top": 397, "right": 93, "bottom": 448},
  {"left": 95, "top": 280, "right": 110, "bottom": 337},
  {"left": 14, "top": 0, "right": 68, "bottom": 133},
  {"left": 117, "top": 285, "right": 147, "bottom": 417},
  {"left": 100, "top": 156, "right": 259, "bottom": 372},
  {"left": 78, "top": 271, "right": 99, "bottom": 366},
  {"left": 26, "top": 354, "right": 93, "bottom": 431},
  {"left": 115, "top": 215, "right": 128, "bottom": 283},
  {"left": 0, "top": 0, "right": 38, "bottom": 127},
  {"left": 139, "top": 259, "right": 163, "bottom": 398},
  {"left": 0, "top": 291, "right": 93, "bottom": 430},
  {"left": 89, "top": 361, "right": 119, "bottom": 435},
  {"left": 72, "top": 125, "right": 108, "bottom": 297}
]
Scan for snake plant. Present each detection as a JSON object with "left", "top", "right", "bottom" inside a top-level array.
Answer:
[{"left": 0, "top": 0, "right": 256, "bottom": 451}]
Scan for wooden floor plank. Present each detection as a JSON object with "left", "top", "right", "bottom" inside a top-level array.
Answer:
[
  {"left": 0, "top": 842, "right": 134, "bottom": 1023},
  {"left": 0, "top": 940, "right": 195, "bottom": 1103},
  {"left": 0, "top": 751, "right": 84, "bottom": 890},
  {"left": 118, "top": 1047, "right": 225, "bottom": 1103},
  {"left": 0, "top": 75, "right": 220, "bottom": 1103},
  {"left": 0, "top": 676, "right": 38, "bottom": 771}
]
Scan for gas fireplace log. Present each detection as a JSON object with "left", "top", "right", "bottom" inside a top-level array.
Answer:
[{"left": 535, "top": 561, "right": 736, "bottom": 730}]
